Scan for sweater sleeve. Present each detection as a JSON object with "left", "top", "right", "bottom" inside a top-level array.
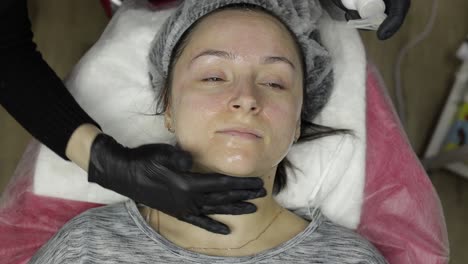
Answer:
[{"left": 0, "top": 0, "right": 101, "bottom": 160}]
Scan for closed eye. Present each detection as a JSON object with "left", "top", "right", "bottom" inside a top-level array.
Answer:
[
  {"left": 263, "top": 82, "right": 285, "bottom": 90},
  {"left": 202, "top": 77, "right": 224, "bottom": 82}
]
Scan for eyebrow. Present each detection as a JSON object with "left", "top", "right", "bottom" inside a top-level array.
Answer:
[
  {"left": 189, "top": 49, "right": 296, "bottom": 70},
  {"left": 262, "top": 56, "right": 296, "bottom": 70}
]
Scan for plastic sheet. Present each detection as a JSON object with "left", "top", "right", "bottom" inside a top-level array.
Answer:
[
  {"left": 358, "top": 64, "right": 449, "bottom": 264},
  {"left": 0, "top": 142, "right": 102, "bottom": 264}
]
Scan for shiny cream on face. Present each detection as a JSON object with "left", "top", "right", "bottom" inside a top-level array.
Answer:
[{"left": 165, "top": 10, "right": 303, "bottom": 177}]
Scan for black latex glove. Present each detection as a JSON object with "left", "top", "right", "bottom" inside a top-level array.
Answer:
[
  {"left": 88, "top": 134, "right": 267, "bottom": 235},
  {"left": 377, "top": 0, "right": 411, "bottom": 40},
  {"left": 330, "top": 0, "right": 411, "bottom": 40}
]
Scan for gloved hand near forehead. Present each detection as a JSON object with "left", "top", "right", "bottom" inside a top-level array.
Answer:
[
  {"left": 88, "top": 134, "right": 267, "bottom": 235},
  {"left": 331, "top": 0, "right": 411, "bottom": 40}
]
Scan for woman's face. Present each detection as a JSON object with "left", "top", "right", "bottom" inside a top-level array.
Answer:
[{"left": 165, "top": 9, "right": 303, "bottom": 177}]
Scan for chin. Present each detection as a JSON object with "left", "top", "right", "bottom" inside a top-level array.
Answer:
[
  {"left": 215, "top": 164, "right": 258, "bottom": 177},
  {"left": 190, "top": 142, "right": 270, "bottom": 176},
  {"left": 201, "top": 154, "right": 260, "bottom": 177}
]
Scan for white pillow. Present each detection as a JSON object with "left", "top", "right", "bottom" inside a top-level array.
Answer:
[{"left": 33, "top": 0, "right": 366, "bottom": 229}]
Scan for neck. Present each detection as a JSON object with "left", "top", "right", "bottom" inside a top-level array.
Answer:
[
  {"left": 147, "top": 167, "right": 296, "bottom": 255},
  {"left": 159, "top": 195, "right": 283, "bottom": 248}
]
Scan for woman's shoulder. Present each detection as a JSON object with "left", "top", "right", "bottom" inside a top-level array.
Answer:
[
  {"left": 77, "top": 201, "right": 130, "bottom": 219},
  {"left": 58, "top": 201, "right": 132, "bottom": 235},
  {"left": 62, "top": 201, "right": 123, "bottom": 221},
  {"left": 298, "top": 214, "right": 388, "bottom": 263}
]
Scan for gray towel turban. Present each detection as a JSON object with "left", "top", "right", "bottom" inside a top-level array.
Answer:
[{"left": 149, "top": 0, "right": 333, "bottom": 121}]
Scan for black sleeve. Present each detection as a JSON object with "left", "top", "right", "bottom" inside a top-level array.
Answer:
[{"left": 0, "top": 0, "right": 101, "bottom": 160}]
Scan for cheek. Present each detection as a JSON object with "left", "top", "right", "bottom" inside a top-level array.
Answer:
[
  {"left": 175, "top": 92, "right": 223, "bottom": 121},
  {"left": 261, "top": 97, "right": 301, "bottom": 163},
  {"left": 171, "top": 89, "right": 225, "bottom": 150},
  {"left": 264, "top": 97, "right": 301, "bottom": 139}
]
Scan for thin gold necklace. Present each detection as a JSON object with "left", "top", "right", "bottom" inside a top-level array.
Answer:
[{"left": 146, "top": 207, "right": 284, "bottom": 251}]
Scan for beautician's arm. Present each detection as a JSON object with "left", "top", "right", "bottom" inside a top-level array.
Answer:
[
  {"left": 65, "top": 124, "right": 102, "bottom": 171},
  {"left": 0, "top": 0, "right": 102, "bottom": 158},
  {"left": 0, "top": 0, "right": 265, "bottom": 235}
]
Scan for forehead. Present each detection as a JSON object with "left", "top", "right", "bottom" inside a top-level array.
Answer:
[{"left": 181, "top": 9, "right": 301, "bottom": 61}]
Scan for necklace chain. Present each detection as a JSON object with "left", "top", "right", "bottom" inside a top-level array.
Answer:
[{"left": 146, "top": 207, "right": 284, "bottom": 251}]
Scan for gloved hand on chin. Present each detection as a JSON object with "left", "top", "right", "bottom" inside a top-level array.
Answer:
[{"left": 88, "top": 134, "right": 267, "bottom": 235}]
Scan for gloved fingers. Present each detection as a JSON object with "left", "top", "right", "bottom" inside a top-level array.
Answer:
[
  {"left": 378, "top": 0, "right": 411, "bottom": 40},
  {"left": 168, "top": 146, "right": 193, "bottom": 171},
  {"left": 139, "top": 143, "right": 193, "bottom": 171},
  {"left": 377, "top": 14, "right": 405, "bottom": 39},
  {"left": 194, "top": 174, "right": 264, "bottom": 192},
  {"left": 383, "top": 0, "right": 411, "bottom": 16},
  {"left": 178, "top": 214, "right": 230, "bottom": 235},
  {"left": 200, "top": 202, "right": 258, "bottom": 215},
  {"left": 203, "top": 188, "right": 267, "bottom": 205}
]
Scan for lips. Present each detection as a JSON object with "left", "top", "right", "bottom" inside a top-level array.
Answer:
[{"left": 217, "top": 127, "right": 263, "bottom": 139}]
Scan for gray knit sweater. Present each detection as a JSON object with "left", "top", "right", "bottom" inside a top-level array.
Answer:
[{"left": 29, "top": 200, "right": 387, "bottom": 264}]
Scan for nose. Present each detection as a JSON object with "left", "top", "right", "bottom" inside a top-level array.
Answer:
[{"left": 229, "top": 82, "right": 261, "bottom": 115}]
